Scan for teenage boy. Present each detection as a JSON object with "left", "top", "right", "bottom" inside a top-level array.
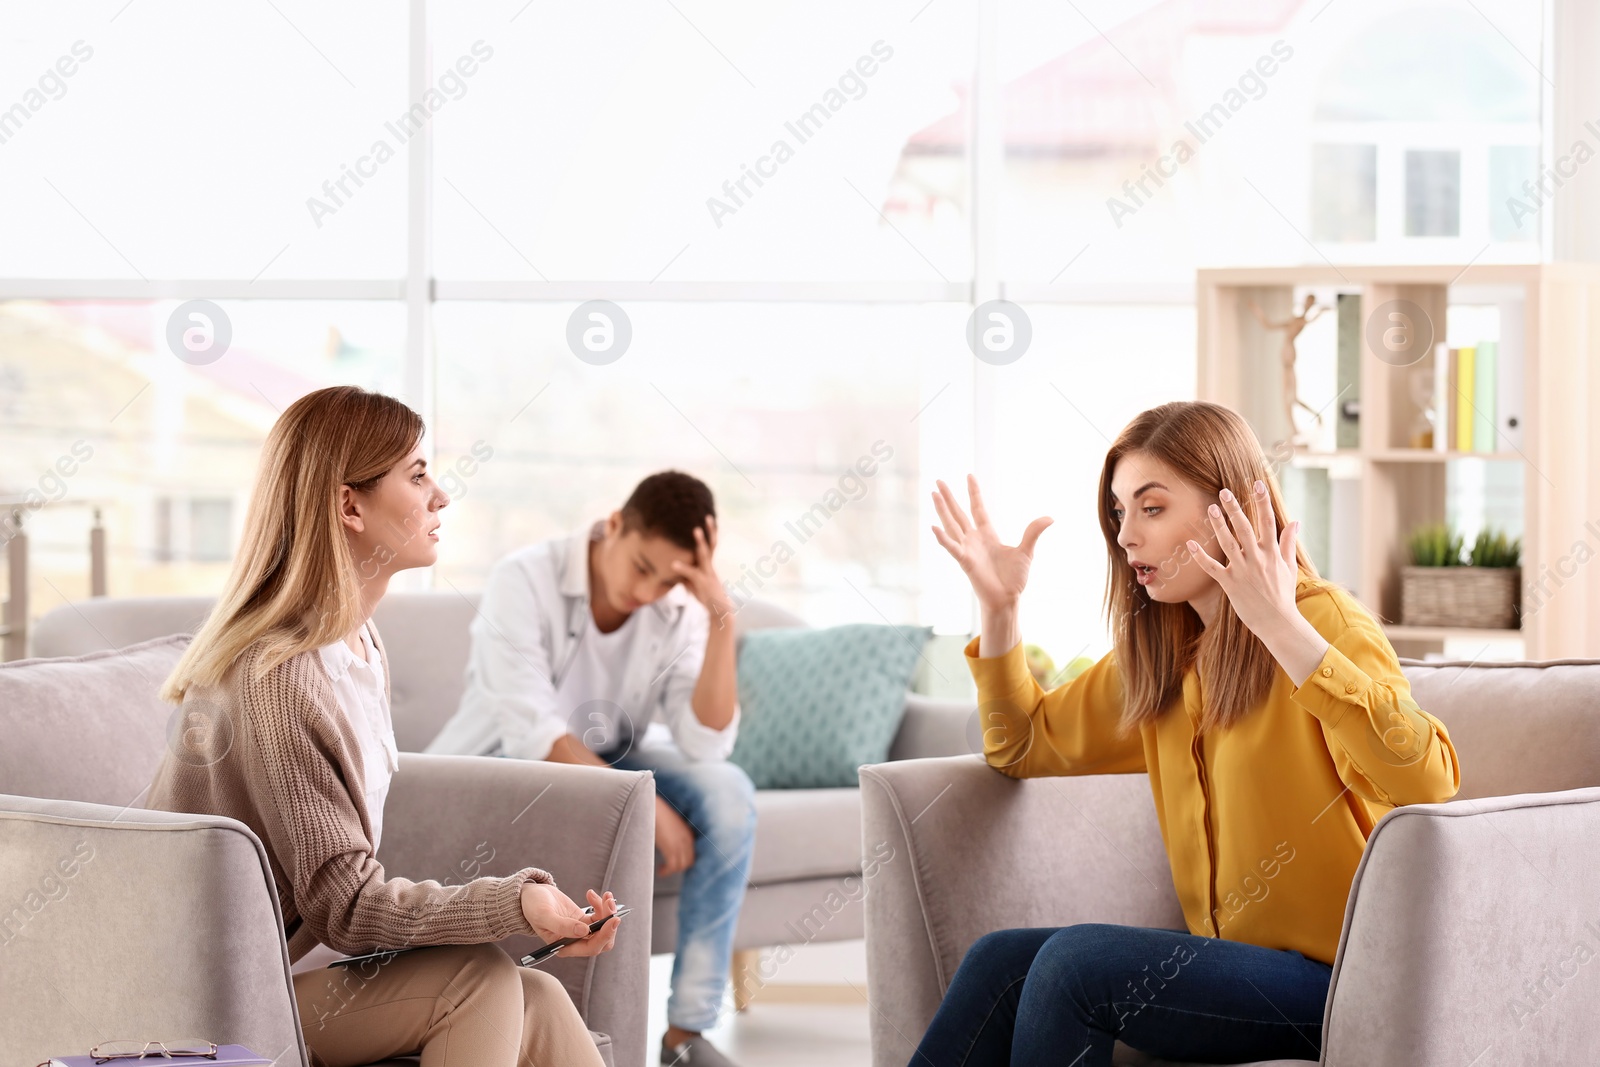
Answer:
[{"left": 427, "top": 470, "right": 755, "bottom": 1067}]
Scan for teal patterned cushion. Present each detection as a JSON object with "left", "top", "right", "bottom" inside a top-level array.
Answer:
[{"left": 729, "top": 623, "right": 933, "bottom": 789}]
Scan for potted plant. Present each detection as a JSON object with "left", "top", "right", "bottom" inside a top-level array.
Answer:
[{"left": 1400, "top": 523, "right": 1521, "bottom": 630}]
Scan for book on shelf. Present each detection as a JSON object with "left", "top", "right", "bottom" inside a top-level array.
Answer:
[
  {"left": 1429, "top": 341, "right": 1520, "bottom": 455},
  {"left": 1455, "top": 346, "right": 1475, "bottom": 452},
  {"left": 1440, "top": 346, "right": 1460, "bottom": 452},
  {"left": 1472, "top": 341, "right": 1498, "bottom": 452},
  {"left": 1432, "top": 343, "right": 1451, "bottom": 454}
]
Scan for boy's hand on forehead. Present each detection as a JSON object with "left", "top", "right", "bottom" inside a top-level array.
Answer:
[{"left": 671, "top": 514, "right": 733, "bottom": 625}]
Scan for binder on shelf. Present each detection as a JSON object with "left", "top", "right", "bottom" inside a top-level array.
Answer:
[
  {"left": 1497, "top": 299, "right": 1525, "bottom": 451},
  {"left": 1335, "top": 293, "right": 1360, "bottom": 449},
  {"left": 1472, "top": 341, "right": 1498, "bottom": 452},
  {"left": 1455, "top": 346, "right": 1475, "bottom": 452}
]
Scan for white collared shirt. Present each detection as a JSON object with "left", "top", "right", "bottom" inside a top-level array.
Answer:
[
  {"left": 425, "top": 521, "right": 740, "bottom": 762},
  {"left": 290, "top": 623, "right": 398, "bottom": 976}
]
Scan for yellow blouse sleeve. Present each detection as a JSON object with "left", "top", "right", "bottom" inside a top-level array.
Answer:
[
  {"left": 1290, "top": 590, "right": 1462, "bottom": 807},
  {"left": 963, "top": 636, "right": 1146, "bottom": 779}
]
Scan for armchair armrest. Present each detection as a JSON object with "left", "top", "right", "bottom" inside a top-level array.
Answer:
[
  {"left": 379, "top": 754, "right": 656, "bottom": 1067},
  {"left": 0, "top": 793, "right": 308, "bottom": 1067},
  {"left": 858, "top": 755, "right": 1180, "bottom": 1067},
  {"left": 1322, "top": 786, "right": 1600, "bottom": 1067}
]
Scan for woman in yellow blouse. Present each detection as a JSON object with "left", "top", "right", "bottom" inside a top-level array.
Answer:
[{"left": 912, "top": 401, "right": 1460, "bottom": 1067}]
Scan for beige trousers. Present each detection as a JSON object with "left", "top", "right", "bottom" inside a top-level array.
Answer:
[{"left": 291, "top": 943, "right": 606, "bottom": 1067}]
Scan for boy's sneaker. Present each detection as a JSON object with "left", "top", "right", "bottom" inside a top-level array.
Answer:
[{"left": 662, "top": 1034, "right": 741, "bottom": 1066}]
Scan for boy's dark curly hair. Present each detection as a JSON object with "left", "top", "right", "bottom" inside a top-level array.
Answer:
[{"left": 619, "top": 471, "right": 715, "bottom": 552}]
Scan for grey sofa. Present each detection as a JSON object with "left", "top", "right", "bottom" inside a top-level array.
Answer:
[
  {"left": 0, "top": 633, "right": 657, "bottom": 1067},
  {"left": 859, "top": 656, "right": 1600, "bottom": 1067},
  {"left": 26, "top": 594, "right": 972, "bottom": 975}
]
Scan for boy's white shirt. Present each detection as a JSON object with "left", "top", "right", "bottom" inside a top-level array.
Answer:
[{"left": 426, "top": 520, "right": 740, "bottom": 762}]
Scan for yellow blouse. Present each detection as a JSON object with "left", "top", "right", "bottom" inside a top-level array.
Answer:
[{"left": 965, "top": 578, "right": 1461, "bottom": 966}]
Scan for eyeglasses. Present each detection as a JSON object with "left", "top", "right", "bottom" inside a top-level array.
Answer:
[{"left": 90, "top": 1039, "right": 219, "bottom": 1062}]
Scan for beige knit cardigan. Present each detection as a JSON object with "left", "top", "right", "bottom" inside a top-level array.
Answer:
[{"left": 145, "top": 621, "right": 551, "bottom": 964}]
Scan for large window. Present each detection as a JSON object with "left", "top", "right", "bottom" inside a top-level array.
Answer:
[
  {"left": 1, "top": 300, "right": 404, "bottom": 606},
  {"left": 430, "top": 302, "right": 963, "bottom": 626},
  {"left": 0, "top": 0, "right": 1557, "bottom": 671},
  {"left": 429, "top": 4, "right": 973, "bottom": 282},
  {"left": 0, "top": 5, "right": 410, "bottom": 279},
  {"left": 1307, "top": 4, "right": 1541, "bottom": 254}
]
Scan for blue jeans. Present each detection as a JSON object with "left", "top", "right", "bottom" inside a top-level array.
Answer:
[
  {"left": 604, "top": 745, "right": 757, "bottom": 1033},
  {"left": 912, "top": 923, "right": 1331, "bottom": 1066}
]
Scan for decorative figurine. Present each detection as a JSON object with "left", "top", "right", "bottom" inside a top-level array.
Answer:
[{"left": 1248, "top": 293, "right": 1326, "bottom": 446}]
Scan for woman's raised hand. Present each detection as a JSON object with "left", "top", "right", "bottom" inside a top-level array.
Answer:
[{"left": 930, "top": 475, "right": 1053, "bottom": 612}]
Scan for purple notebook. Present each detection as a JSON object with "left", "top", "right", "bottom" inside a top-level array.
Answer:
[{"left": 47, "top": 1045, "right": 274, "bottom": 1066}]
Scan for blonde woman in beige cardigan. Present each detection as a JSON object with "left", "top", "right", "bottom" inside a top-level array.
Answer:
[{"left": 147, "top": 385, "right": 619, "bottom": 1067}]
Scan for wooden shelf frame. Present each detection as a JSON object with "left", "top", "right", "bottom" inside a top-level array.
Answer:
[{"left": 1197, "top": 264, "right": 1600, "bottom": 659}]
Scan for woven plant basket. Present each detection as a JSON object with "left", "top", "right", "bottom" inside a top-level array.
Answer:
[{"left": 1400, "top": 566, "right": 1521, "bottom": 629}]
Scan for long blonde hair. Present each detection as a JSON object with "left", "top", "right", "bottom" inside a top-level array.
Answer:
[
  {"left": 159, "top": 386, "right": 424, "bottom": 704},
  {"left": 1099, "top": 401, "right": 1334, "bottom": 735}
]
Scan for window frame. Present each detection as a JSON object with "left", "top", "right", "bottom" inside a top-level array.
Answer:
[{"left": 1, "top": 0, "right": 1572, "bottom": 634}]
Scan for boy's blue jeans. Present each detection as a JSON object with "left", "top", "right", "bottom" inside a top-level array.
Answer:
[
  {"left": 496, "top": 741, "right": 757, "bottom": 1032},
  {"left": 911, "top": 923, "right": 1332, "bottom": 1066},
  {"left": 608, "top": 744, "right": 756, "bottom": 1033}
]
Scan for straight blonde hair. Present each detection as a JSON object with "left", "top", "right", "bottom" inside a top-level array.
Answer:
[
  {"left": 1098, "top": 401, "right": 1337, "bottom": 735},
  {"left": 159, "top": 386, "right": 424, "bottom": 704}
]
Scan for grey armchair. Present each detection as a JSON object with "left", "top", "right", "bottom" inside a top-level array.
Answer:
[
  {"left": 2, "top": 793, "right": 312, "bottom": 1065},
  {"left": 860, "top": 656, "right": 1600, "bottom": 1067},
  {"left": 29, "top": 593, "right": 978, "bottom": 976},
  {"left": 0, "top": 635, "right": 657, "bottom": 1067}
]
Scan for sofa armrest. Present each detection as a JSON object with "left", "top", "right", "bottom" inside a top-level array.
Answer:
[
  {"left": 0, "top": 794, "right": 309, "bottom": 1067},
  {"left": 379, "top": 754, "right": 656, "bottom": 1067},
  {"left": 1322, "top": 786, "right": 1600, "bottom": 1067},
  {"left": 858, "top": 755, "right": 1180, "bottom": 1067}
]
